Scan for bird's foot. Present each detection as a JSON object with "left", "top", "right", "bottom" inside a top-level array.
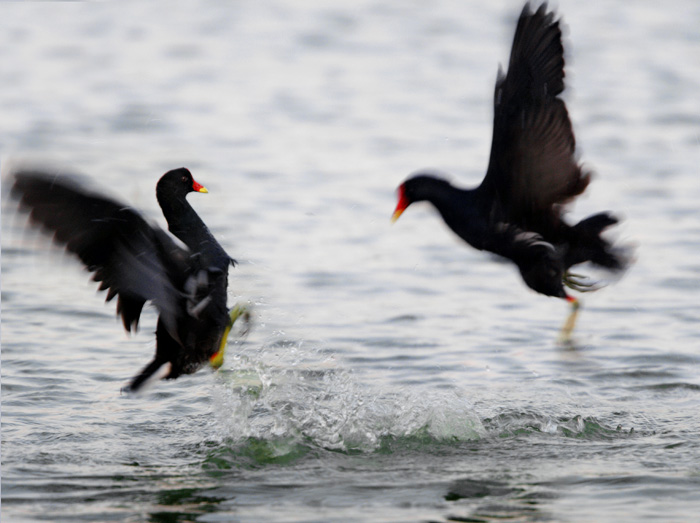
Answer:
[
  {"left": 563, "top": 272, "right": 601, "bottom": 293},
  {"left": 209, "top": 303, "right": 252, "bottom": 369},
  {"left": 557, "top": 296, "right": 580, "bottom": 345}
]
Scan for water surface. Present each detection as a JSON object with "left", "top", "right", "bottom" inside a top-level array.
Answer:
[{"left": 2, "top": 1, "right": 700, "bottom": 521}]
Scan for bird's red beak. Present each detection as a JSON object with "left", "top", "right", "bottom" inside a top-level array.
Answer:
[
  {"left": 192, "top": 179, "right": 208, "bottom": 193},
  {"left": 391, "top": 185, "right": 409, "bottom": 223}
]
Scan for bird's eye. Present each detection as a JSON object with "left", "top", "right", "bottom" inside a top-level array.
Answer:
[{"left": 181, "top": 176, "right": 187, "bottom": 183}]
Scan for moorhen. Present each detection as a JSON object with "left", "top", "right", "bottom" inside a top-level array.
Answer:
[
  {"left": 11, "top": 167, "right": 249, "bottom": 392},
  {"left": 392, "top": 3, "right": 627, "bottom": 340}
]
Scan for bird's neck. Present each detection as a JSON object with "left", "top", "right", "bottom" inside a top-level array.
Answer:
[
  {"left": 418, "top": 179, "right": 479, "bottom": 216},
  {"left": 419, "top": 180, "right": 486, "bottom": 247},
  {"left": 158, "top": 195, "right": 207, "bottom": 248}
]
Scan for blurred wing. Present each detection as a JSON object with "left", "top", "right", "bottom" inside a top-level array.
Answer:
[
  {"left": 480, "top": 4, "right": 590, "bottom": 226},
  {"left": 11, "top": 170, "right": 188, "bottom": 335}
]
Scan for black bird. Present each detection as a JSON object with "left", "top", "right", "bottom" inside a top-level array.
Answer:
[
  {"left": 11, "top": 167, "right": 248, "bottom": 392},
  {"left": 392, "top": 4, "right": 627, "bottom": 339}
]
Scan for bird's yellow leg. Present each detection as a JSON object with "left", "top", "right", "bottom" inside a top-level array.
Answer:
[
  {"left": 558, "top": 296, "right": 580, "bottom": 344},
  {"left": 210, "top": 303, "right": 251, "bottom": 369}
]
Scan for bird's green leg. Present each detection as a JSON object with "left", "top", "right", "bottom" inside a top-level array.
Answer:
[
  {"left": 210, "top": 303, "right": 251, "bottom": 369},
  {"left": 558, "top": 295, "right": 580, "bottom": 344}
]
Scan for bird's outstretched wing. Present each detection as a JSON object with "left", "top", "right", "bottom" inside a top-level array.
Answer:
[
  {"left": 11, "top": 170, "right": 188, "bottom": 337},
  {"left": 479, "top": 3, "right": 589, "bottom": 228}
]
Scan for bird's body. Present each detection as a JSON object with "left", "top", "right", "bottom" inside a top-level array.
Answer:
[
  {"left": 11, "top": 167, "right": 241, "bottom": 392},
  {"left": 392, "top": 4, "right": 627, "bottom": 334}
]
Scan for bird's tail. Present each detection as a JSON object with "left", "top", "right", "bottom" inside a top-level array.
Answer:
[{"left": 565, "top": 212, "right": 628, "bottom": 271}]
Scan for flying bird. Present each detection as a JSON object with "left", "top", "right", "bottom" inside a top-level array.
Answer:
[
  {"left": 11, "top": 167, "right": 249, "bottom": 392},
  {"left": 392, "top": 3, "right": 627, "bottom": 340}
]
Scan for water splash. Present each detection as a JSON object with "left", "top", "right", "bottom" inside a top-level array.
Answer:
[{"left": 208, "top": 339, "right": 485, "bottom": 459}]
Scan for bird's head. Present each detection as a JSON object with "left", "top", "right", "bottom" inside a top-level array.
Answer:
[
  {"left": 392, "top": 173, "right": 450, "bottom": 222},
  {"left": 157, "top": 167, "right": 208, "bottom": 201}
]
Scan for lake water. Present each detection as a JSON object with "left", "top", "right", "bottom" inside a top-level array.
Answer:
[{"left": 2, "top": 1, "right": 700, "bottom": 521}]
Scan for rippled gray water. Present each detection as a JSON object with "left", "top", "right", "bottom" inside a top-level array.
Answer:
[{"left": 2, "top": 1, "right": 700, "bottom": 521}]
